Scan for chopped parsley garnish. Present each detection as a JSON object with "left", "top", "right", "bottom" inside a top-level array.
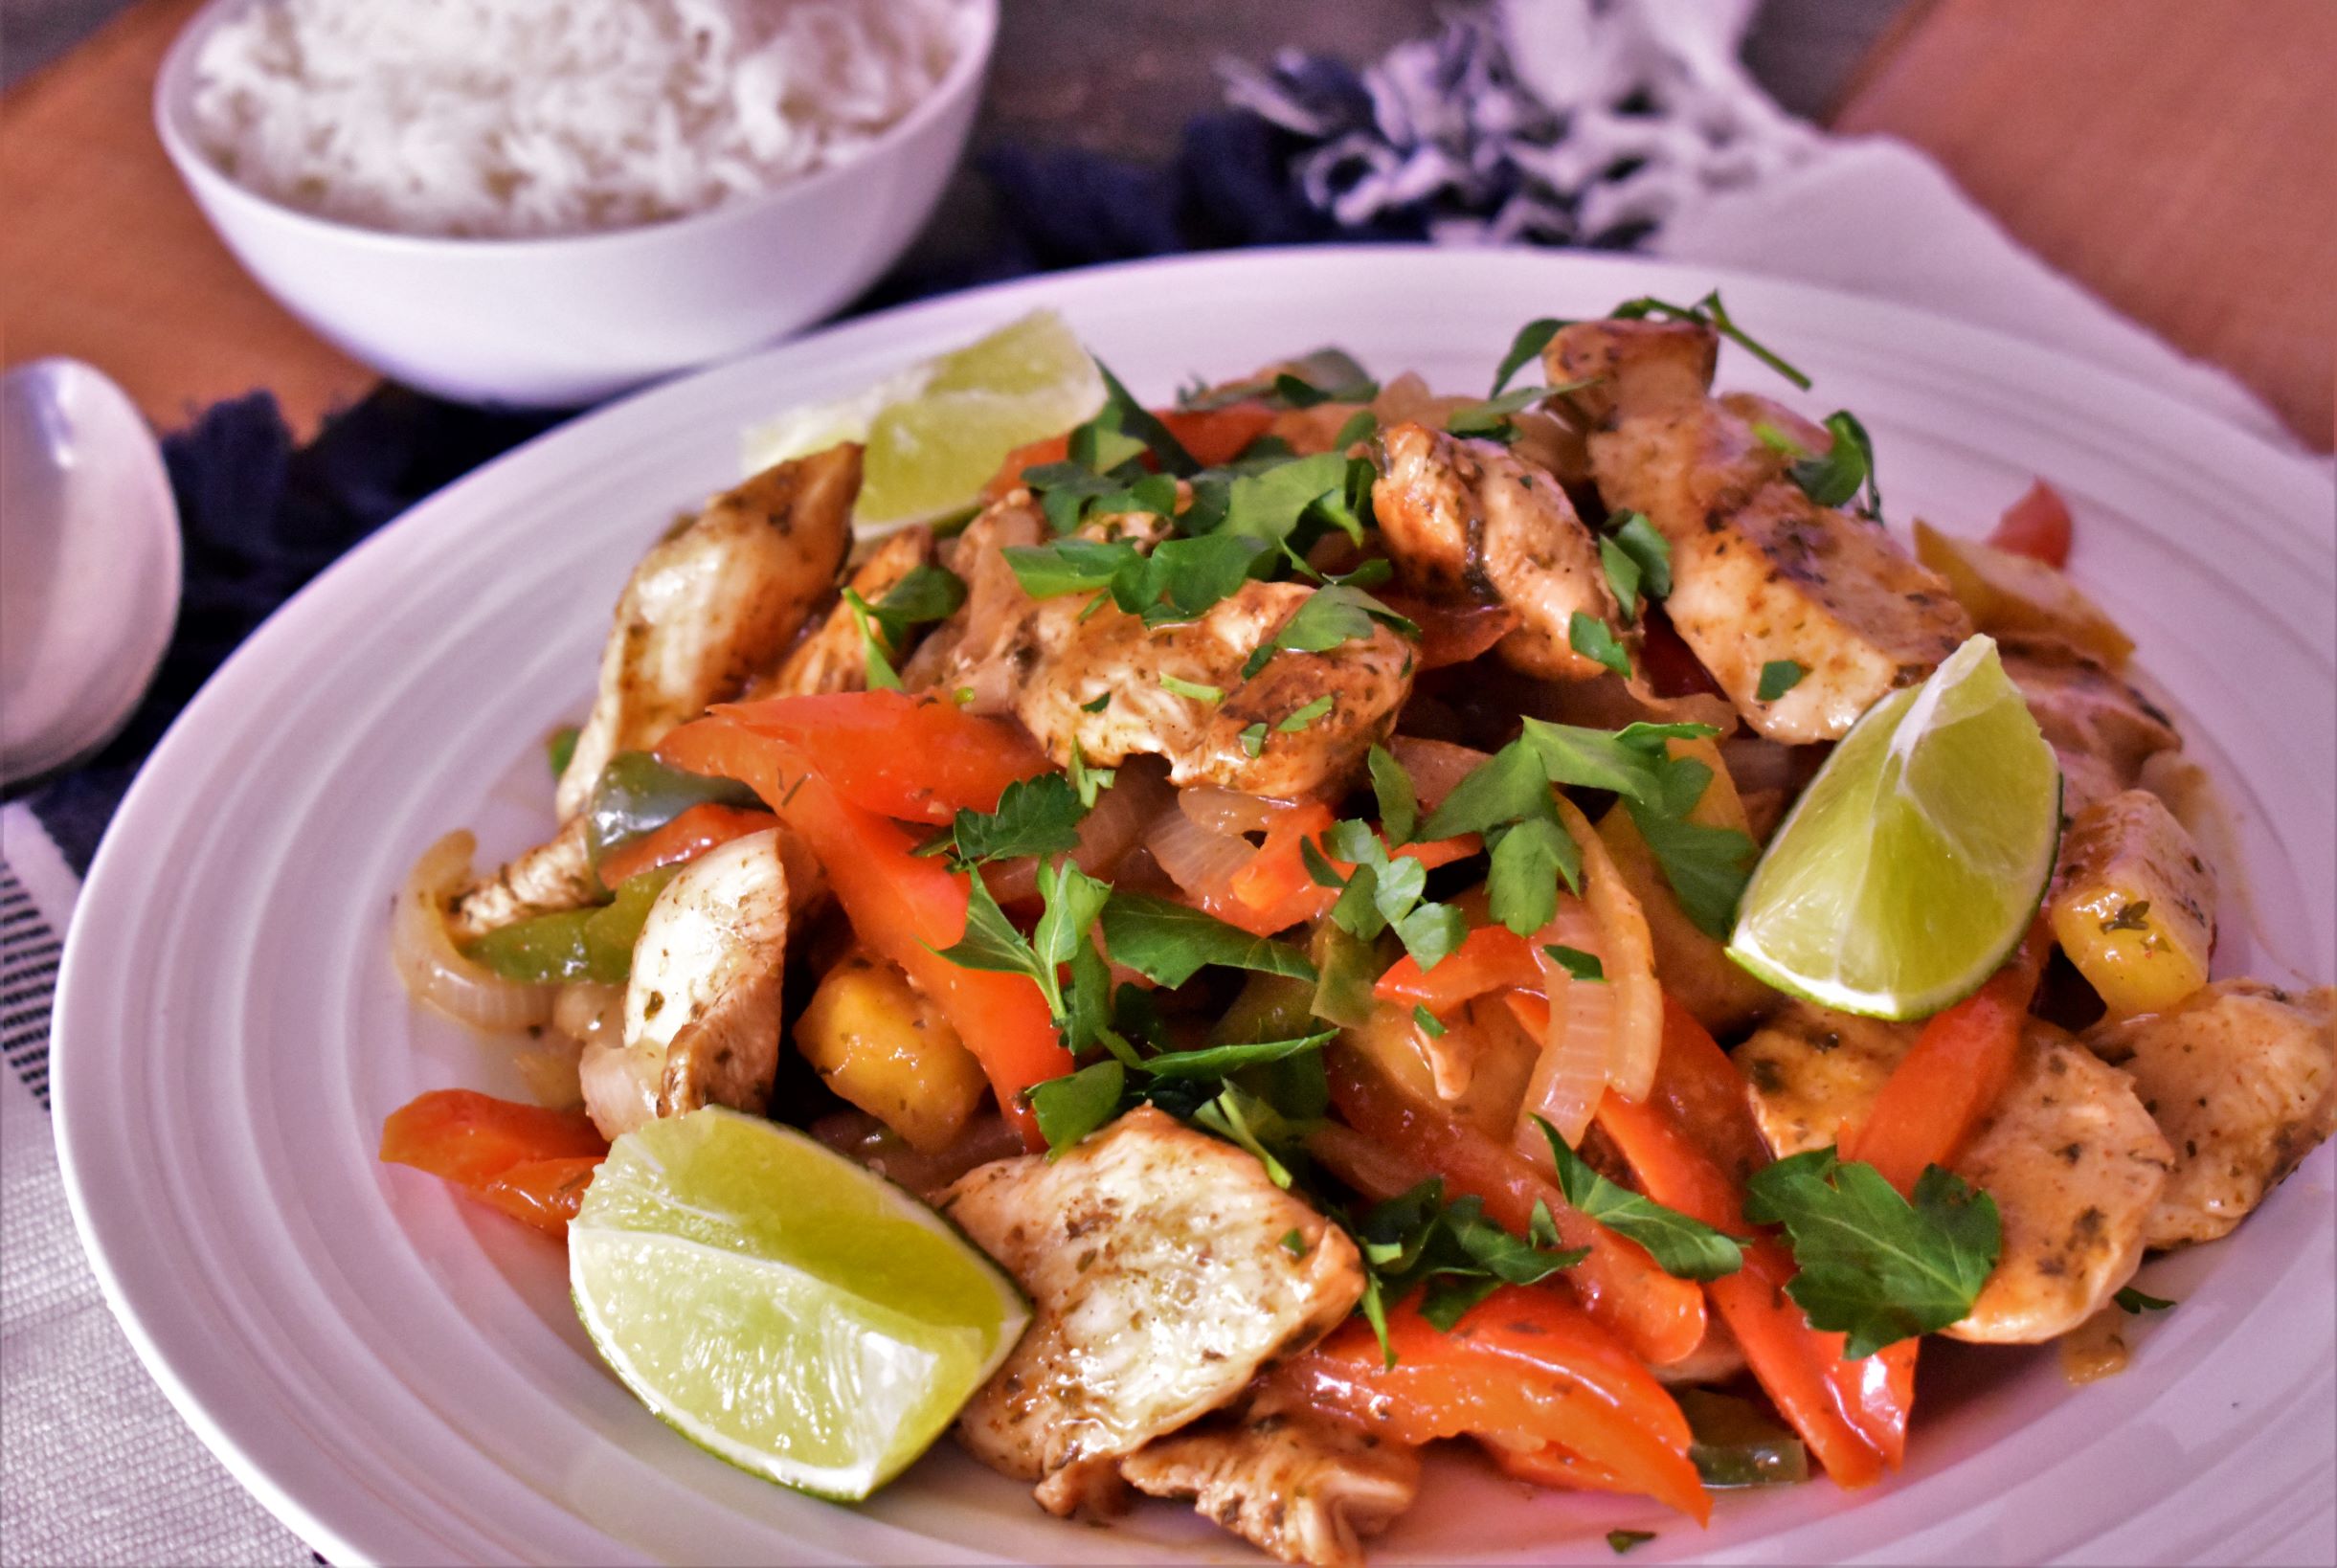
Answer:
[
  {"left": 2115, "top": 1286, "right": 2175, "bottom": 1313},
  {"left": 1308, "top": 821, "right": 1467, "bottom": 971},
  {"left": 1080, "top": 692, "right": 1112, "bottom": 714},
  {"left": 1786, "top": 410, "right": 1882, "bottom": 521},
  {"left": 1608, "top": 290, "right": 1811, "bottom": 391},
  {"left": 1757, "top": 660, "right": 1807, "bottom": 702},
  {"left": 1607, "top": 1529, "right": 1657, "bottom": 1555},
  {"left": 2101, "top": 901, "right": 2152, "bottom": 932},
  {"left": 1240, "top": 585, "right": 1418, "bottom": 679},
  {"left": 1568, "top": 612, "right": 1632, "bottom": 678},
  {"left": 1490, "top": 317, "right": 1564, "bottom": 396},
  {"left": 1413, "top": 1004, "right": 1447, "bottom": 1038},
  {"left": 1352, "top": 1177, "right": 1588, "bottom": 1359},
  {"left": 1367, "top": 744, "right": 1418, "bottom": 845},
  {"left": 918, "top": 772, "right": 1085, "bottom": 869},
  {"left": 1067, "top": 739, "right": 1112, "bottom": 808},
  {"left": 1159, "top": 672, "right": 1224, "bottom": 703},
  {"left": 1543, "top": 944, "right": 1605, "bottom": 981},
  {"left": 1281, "top": 1227, "right": 1310, "bottom": 1256},
  {"left": 1279, "top": 694, "right": 1336, "bottom": 731},
  {"left": 1447, "top": 383, "right": 1571, "bottom": 443},
  {"left": 545, "top": 725, "right": 579, "bottom": 779},
  {"left": 1238, "top": 722, "right": 1269, "bottom": 758},
  {"left": 1097, "top": 893, "right": 1316, "bottom": 988},
  {"left": 1742, "top": 1147, "right": 2002, "bottom": 1357},
  {"left": 1538, "top": 1118, "right": 1745, "bottom": 1281},
  {"left": 841, "top": 563, "right": 968, "bottom": 690},
  {"left": 1603, "top": 511, "right": 1672, "bottom": 619},
  {"left": 1025, "top": 1060, "right": 1126, "bottom": 1153}
]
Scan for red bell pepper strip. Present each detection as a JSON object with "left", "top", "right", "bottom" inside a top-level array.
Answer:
[
  {"left": 1373, "top": 924, "right": 1541, "bottom": 1014},
  {"left": 1988, "top": 480, "right": 2074, "bottom": 567},
  {"left": 714, "top": 690, "right": 1049, "bottom": 824},
  {"left": 478, "top": 1155, "right": 605, "bottom": 1237},
  {"left": 660, "top": 714, "right": 1069, "bottom": 1150},
  {"left": 379, "top": 1089, "right": 609, "bottom": 1237},
  {"left": 1266, "top": 1288, "right": 1711, "bottom": 1525},
  {"left": 1840, "top": 926, "right": 2048, "bottom": 1194},
  {"left": 1321, "top": 1048, "right": 1707, "bottom": 1369},
  {"left": 595, "top": 802, "right": 775, "bottom": 887},
  {"left": 1589, "top": 1000, "right": 1910, "bottom": 1485},
  {"left": 1209, "top": 812, "right": 1479, "bottom": 939}
]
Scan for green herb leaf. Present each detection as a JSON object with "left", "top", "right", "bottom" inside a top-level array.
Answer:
[
  {"left": 1607, "top": 512, "right": 1672, "bottom": 598},
  {"left": 1279, "top": 695, "right": 1336, "bottom": 732},
  {"left": 546, "top": 725, "right": 580, "bottom": 779},
  {"left": 1568, "top": 612, "right": 1632, "bottom": 678},
  {"left": 1742, "top": 1148, "right": 2002, "bottom": 1357},
  {"left": 1368, "top": 744, "right": 1419, "bottom": 845},
  {"left": 1033, "top": 860, "right": 1112, "bottom": 976},
  {"left": 1448, "top": 384, "right": 1555, "bottom": 442},
  {"left": 1028, "top": 1060, "right": 1126, "bottom": 1154},
  {"left": 1099, "top": 893, "right": 1318, "bottom": 988},
  {"left": 1113, "top": 532, "right": 1278, "bottom": 626},
  {"left": 932, "top": 874, "right": 1045, "bottom": 981},
  {"left": 1600, "top": 535, "right": 1644, "bottom": 623},
  {"left": 1096, "top": 361, "right": 1199, "bottom": 475},
  {"left": 1607, "top": 1529, "right": 1657, "bottom": 1555},
  {"left": 2115, "top": 1286, "right": 2175, "bottom": 1313},
  {"left": 1627, "top": 801, "right": 1757, "bottom": 938},
  {"left": 1788, "top": 411, "right": 1882, "bottom": 520},
  {"left": 1539, "top": 1117, "right": 1746, "bottom": 1281},
  {"left": 1544, "top": 944, "right": 1605, "bottom": 981},
  {"left": 1159, "top": 673, "right": 1225, "bottom": 703},
  {"left": 929, "top": 772, "right": 1086, "bottom": 867},
  {"left": 842, "top": 588, "right": 905, "bottom": 690},
  {"left": 1331, "top": 409, "right": 1380, "bottom": 450},
  {"left": 1413, "top": 1003, "right": 1447, "bottom": 1038},
  {"left": 1004, "top": 537, "right": 1141, "bottom": 598},
  {"left": 1609, "top": 291, "right": 1810, "bottom": 391},
  {"left": 1190, "top": 1085, "right": 1298, "bottom": 1187},
  {"left": 1067, "top": 739, "right": 1113, "bottom": 809},
  {"left": 1393, "top": 900, "right": 1469, "bottom": 971},
  {"left": 1487, "top": 817, "right": 1580, "bottom": 936},
  {"left": 1281, "top": 1227, "right": 1309, "bottom": 1256},
  {"left": 1238, "top": 721, "right": 1269, "bottom": 758},
  {"left": 1140, "top": 1029, "right": 1337, "bottom": 1080},
  {"left": 1240, "top": 585, "right": 1418, "bottom": 679},
  {"left": 1421, "top": 739, "right": 1555, "bottom": 841},
  {"left": 1491, "top": 317, "right": 1564, "bottom": 396},
  {"left": 1757, "top": 660, "right": 1807, "bottom": 702}
]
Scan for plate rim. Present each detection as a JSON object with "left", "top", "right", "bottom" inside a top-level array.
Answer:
[{"left": 51, "top": 243, "right": 2337, "bottom": 1567}]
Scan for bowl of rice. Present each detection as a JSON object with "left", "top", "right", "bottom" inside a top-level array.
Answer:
[{"left": 155, "top": 0, "right": 996, "bottom": 407}]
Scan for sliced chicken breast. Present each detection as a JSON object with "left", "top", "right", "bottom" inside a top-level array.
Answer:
[
  {"left": 941, "top": 1106, "right": 1364, "bottom": 1515},
  {"left": 754, "top": 525, "right": 937, "bottom": 698},
  {"left": 1999, "top": 634, "right": 2181, "bottom": 815},
  {"left": 1120, "top": 1404, "right": 1421, "bottom": 1568}
]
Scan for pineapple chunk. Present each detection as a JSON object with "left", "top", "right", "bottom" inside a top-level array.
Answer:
[
  {"left": 2049, "top": 790, "right": 2215, "bottom": 1016},
  {"left": 1595, "top": 737, "right": 1776, "bottom": 1033},
  {"left": 1916, "top": 521, "right": 2135, "bottom": 667},
  {"left": 796, "top": 952, "right": 989, "bottom": 1153}
]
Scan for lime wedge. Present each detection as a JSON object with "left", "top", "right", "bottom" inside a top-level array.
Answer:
[
  {"left": 1726, "top": 635, "right": 2061, "bottom": 1019},
  {"left": 570, "top": 1108, "right": 1027, "bottom": 1500},
  {"left": 742, "top": 309, "right": 1104, "bottom": 530}
]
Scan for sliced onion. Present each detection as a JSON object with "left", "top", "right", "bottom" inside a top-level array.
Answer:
[
  {"left": 1517, "top": 895, "right": 1612, "bottom": 1154},
  {"left": 1147, "top": 804, "right": 1258, "bottom": 906},
  {"left": 985, "top": 759, "right": 1173, "bottom": 905},
  {"left": 1179, "top": 784, "right": 1292, "bottom": 838},
  {"left": 391, "top": 830, "right": 556, "bottom": 1032},
  {"left": 1389, "top": 736, "right": 1491, "bottom": 814},
  {"left": 1561, "top": 795, "right": 1661, "bottom": 1103}
]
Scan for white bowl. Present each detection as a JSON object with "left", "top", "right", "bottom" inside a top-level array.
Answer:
[{"left": 152, "top": 0, "right": 997, "bottom": 408}]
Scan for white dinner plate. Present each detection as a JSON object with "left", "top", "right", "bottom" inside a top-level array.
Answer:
[{"left": 54, "top": 248, "right": 2337, "bottom": 1566}]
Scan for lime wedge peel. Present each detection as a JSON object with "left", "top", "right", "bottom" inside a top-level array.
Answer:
[
  {"left": 1726, "top": 635, "right": 2062, "bottom": 1020},
  {"left": 570, "top": 1109, "right": 1028, "bottom": 1500},
  {"left": 741, "top": 308, "right": 1105, "bottom": 532}
]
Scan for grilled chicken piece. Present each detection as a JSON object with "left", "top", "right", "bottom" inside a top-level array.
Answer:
[
  {"left": 445, "top": 816, "right": 598, "bottom": 944},
  {"left": 554, "top": 445, "right": 859, "bottom": 820},
  {"left": 900, "top": 495, "right": 1051, "bottom": 707},
  {"left": 941, "top": 1106, "right": 1364, "bottom": 1514},
  {"left": 1015, "top": 579, "right": 1415, "bottom": 799},
  {"left": 579, "top": 829, "right": 796, "bottom": 1140},
  {"left": 753, "top": 525, "right": 936, "bottom": 698},
  {"left": 1946, "top": 1021, "right": 2171, "bottom": 1343},
  {"left": 1999, "top": 634, "right": 2181, "bottom": 815},
  {"left": 1548, "top": 320, "right": 1969, "bottom": 742},
  {"left": 2086, "top": 980, "right": 2337, "bottom": 1248},
  {"left": 1372, "top": 421, "right": 1626, "bottom": 682},
  {"left": 1120, "top": 1405, "right": 1421, "bottom": 1568},
  {"left": 1734, "top": 1003, "right": 1920, "bottom": 1158}
]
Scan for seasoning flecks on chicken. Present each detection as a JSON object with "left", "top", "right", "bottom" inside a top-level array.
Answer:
[
  {"left": 1546, "top": 319, "right": 1969, "bottom": 742},
  {"left": 1734, "top": 1002, "right": 1920, "bottom": 1158},
  {"left": 445, "top": 815, "right": 599, "bottom": 944},
  {"left": 1372, "top": 421, "right": 1628, "bottom": 683},
  {"left": 1012, "top": 579, "right": 1415, "bottom": 799},
  {"left": 1945, "top": 1021, "right": 2171, "bottom": 1343},
  {"left": 580, "top": 828, "right": 798, "bottom": 1141},
  {"left": 1119, "top": 1405, "right": 1421, "bottom": 1568},
  {"left": 1998, "top": 633, "right": 2181, "bottom": 815},
  {"left": 2085, "top": 980, "right": 2337, "bottom": 1249},
  {"left": 553, "top": 444, "right": 860, "bottom": 819},
  {"left": 940, "top": 1106, "right": 1364, "bottom": 1515},
  {"left": 753, "top": 524, "right": 936, "bottom": 698},
  {"left": 899, "top": 494, "right": 1049, "bottom": 708}
]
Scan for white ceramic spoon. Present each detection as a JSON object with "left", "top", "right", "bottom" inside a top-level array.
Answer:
[{"left": 0, "top": 359, "right": 182, "bottom": 787}]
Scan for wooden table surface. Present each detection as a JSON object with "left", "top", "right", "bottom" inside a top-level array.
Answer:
[{"left": 4, "top": 0, "right": 2330, "bottom": 449}]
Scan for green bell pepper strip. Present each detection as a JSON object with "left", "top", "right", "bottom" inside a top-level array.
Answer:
[
  {"left": 461, "top": 865, "right": 680, "bottom": 985},
  {"left": 1675, "top": 1389, "right": 1810, "bottom": 1489},
  {"left": 582, "top": 751, "right": 762, "bottom": 872}
]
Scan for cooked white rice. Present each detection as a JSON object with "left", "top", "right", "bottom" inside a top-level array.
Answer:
[{"left": 187, "top": 0, "right": 976, "bottom": 238}]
